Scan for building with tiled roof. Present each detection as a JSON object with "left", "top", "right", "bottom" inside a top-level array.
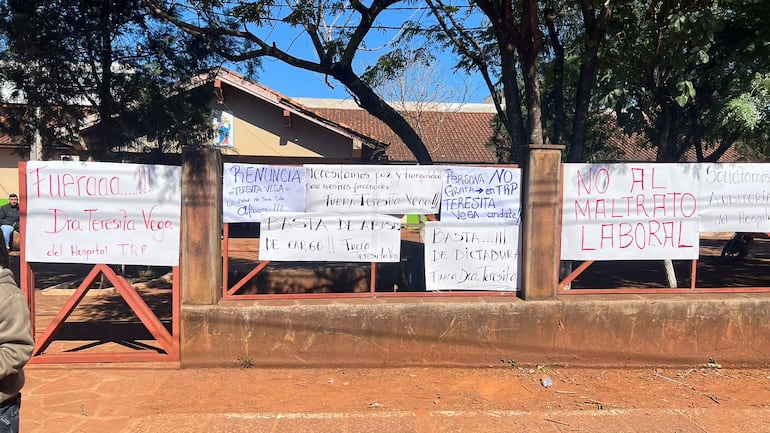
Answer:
[
  {"left": 80, "top": 68, "right": 390, "bottom": 163},
  {"left": 0, "top": 108, "right": 85, "bottom": 198},
  {"left": 87, "top": 68, "right": 498, "bottom": 164},
  {"left": 187, "top": 69, "right": 392, "bottom": 162}
]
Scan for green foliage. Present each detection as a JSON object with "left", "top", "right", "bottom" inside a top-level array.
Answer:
[
  {"left": 7, "top": 0, "right": 762, "bottom": 165},
  {"left": 231, "top": 1, "right": 276, "bottom": 24},
  {"left": 721, "top": 73, "right": 770, "bottom": 131},
  {"left": 362, "top": 48, "right": 433, "bottom": 85}
]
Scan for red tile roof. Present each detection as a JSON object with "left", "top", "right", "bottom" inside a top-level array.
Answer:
[
  {"left": 0, "top": 111, "right": 26, "bottom": 148},
  {"left": 595, "top": 122, "right": 747, "bottom": 162},
  {"left": 0, "top": 130, "right": 24, "bottom": 147},
  {"left": 296, "top": 99, "right": 498, "bottom": 163}
]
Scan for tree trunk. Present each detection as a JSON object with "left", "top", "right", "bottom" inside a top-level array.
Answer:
[
  {"left": 520, "top": 0, "right": 544, "bottom": 146},
  {"left": 545, "top": 10, "right": 565, "bottom": 146},
  {"left": 655, "top": 104, "right": 681, "bottom": 162},
  {"left": 474, "top": 0, "right": 528, "bottom": 163},
  {"left": 332, "top": 64, "right": 433, "bottom": 164},
  {"left": 663, "top": 259, "right": 677, "bottom": 288},
  {"left": 499, "top": 46, "right": 527, "bottom": 162},
  {"left": 568, "top": 1, "right": 614, "bottom": 162}
]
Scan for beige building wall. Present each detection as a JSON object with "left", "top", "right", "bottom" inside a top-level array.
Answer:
[
  {"left": 0, "top": 149, "right": 22, "bottom": 202},
  {"left": 217, "top": 87, "right": 355, "bottom": 159}
]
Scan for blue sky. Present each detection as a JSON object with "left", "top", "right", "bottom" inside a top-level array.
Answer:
[
  {"left": 231, "top": 3, "right": 491, "bottom": 104},
  {"left": 255, "top": 57, "right": 355, "bottom": 100},
  {"left": 253, "top": 57, "right": 490, "bottom": 103}
]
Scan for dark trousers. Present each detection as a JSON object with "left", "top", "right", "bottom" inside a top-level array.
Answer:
[{"left": 0, "top": 394, "right": 20, "bottom": 433}]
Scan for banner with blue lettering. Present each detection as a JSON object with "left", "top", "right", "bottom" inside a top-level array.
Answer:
[
  {"left": 304, "top": 164, "right": 443, "bottom": 214},
  {"left": 440, "top": 166, "right": 521, "bottom": 224},
  {"left": 423, "top": 222, "right": 520, "bottom": 291},
  {"left": 222, "top": 163, "right": 306, "bottom": 223}
]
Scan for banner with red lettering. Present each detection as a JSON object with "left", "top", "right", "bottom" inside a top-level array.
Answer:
[
  {"left": 698, "top": 163, "right": 770, "bottom": 232},
  {"left": 561, "top": 163, "right": 700, "bottom": 260},
  {"left": 25, "top": 161, "right": 182, "bottom": 265}
]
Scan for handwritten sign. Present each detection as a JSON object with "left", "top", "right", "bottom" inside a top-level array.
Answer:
[
  {"left": 25, "top": 161, "right": 181, "bottom": 266},
  {"left": 222, "top": 163, "right": 305, "bottom": 222},
  {"left": 441, "top": 166, "right": 521, "bottom": 224},
  {"left": 304, "top": 164, "right": 444, "bottom": 214},
  {"left": 699, "top": 163, "right": 770, "bottom": 232},
  {"left": 561, "top": 163, "right": 700, "bottom": 260},
  {"left": 423, "top": 222, "right": 519, "bottom": 291},
  {"left": 259, "top": 212, "right": 401, "bottom": 262}
]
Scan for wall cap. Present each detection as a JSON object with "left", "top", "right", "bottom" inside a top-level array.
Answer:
[{"left": 521, "top": 144, "right": 566, "bottom": 151}]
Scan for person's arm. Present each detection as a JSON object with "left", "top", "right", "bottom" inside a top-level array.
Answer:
[{"left": 0, "top": 293, "right": 33, "bottom": 377}]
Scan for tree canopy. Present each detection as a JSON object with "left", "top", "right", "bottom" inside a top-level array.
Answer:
[
  {"left": 142, "top": 0, "right": 620, "bottom": 164},
  {"left": 2, "top": 0, "right": 767, "bottom": 164},
  {"left": 420, "top": 0, "right": 616, "bottom": 163},
  {"left": 598, "top": 0, "right": 770, "bottom": 162},
  {"left": 0, "top": 0, "right": 226, "bottom": 160},
  {"left": 142, "top": 0, "right": 437, "bottom": 164},
  {"left": 418, "top": 0, "right": 770, "bottom": 163}
]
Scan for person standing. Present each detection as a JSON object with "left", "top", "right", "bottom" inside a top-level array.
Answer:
[
  {"left": 0, "top": 240, "right": 33, "bottom": 432},
  {"left": 0, "top": 195, "right": 19, "bottom": 251}
]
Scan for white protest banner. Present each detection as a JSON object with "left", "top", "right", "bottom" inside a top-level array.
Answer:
[
  {"left": 304, "top": 164, "right": 444, "bottom": 214},
  {"left": 259, "top": 212, "right": 401, "bottom": 262},
  {"left": 441, "top": 166, "right": 521, "bottom": 224},
  {"left": 699, "top": 163, "right": 770, "bottom": 232},
  {"left": 25, "top": 160, "right": 181, "bottom": 266},
  {"left": 561, "top": 163, "right": 700, "bottom": 260},
  {"left": 222, "top": 163, "right": 305, "bottom": 222},
  {"left": 423, "top": 222, "right": 519, "bottom": 291}
]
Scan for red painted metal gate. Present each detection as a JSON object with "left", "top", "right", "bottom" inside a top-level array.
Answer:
[{"left": 17, "top": 162, "right": 180, "bottom": 364}]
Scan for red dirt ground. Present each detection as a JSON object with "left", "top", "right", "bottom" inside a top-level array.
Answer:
[
  {"left": 136, "top": 363, "right": 770, "bottom": 413},
  {"left": 22, "top": 363, "right": 770, "bottom": 433}
]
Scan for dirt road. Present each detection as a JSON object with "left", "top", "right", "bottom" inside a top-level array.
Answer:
[{"left": 22, "top": 363, "right": 770, "bottom": 432}]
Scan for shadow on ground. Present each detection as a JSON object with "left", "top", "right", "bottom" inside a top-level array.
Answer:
[{"left": 569, "top": 237, "right": 770, "bottom": 289}]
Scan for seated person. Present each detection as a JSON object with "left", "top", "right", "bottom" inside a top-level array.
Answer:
[{"left": 0, "top": 194, "right": 19, "bottom": 250}]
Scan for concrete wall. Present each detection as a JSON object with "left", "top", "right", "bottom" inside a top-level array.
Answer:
[
  {"left": 179, "top": 148, "right": 770, "bottom": 368},
  {"left": 180, "top": 295, "right": 770, "bottom": 368}
]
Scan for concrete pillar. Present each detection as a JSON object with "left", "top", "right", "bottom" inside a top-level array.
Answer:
[
  {"left": 181, "top": 148, "right": 222, "bottom": 305},
  {"left": 520, "top": 144, "right": 564, "bottom": 300}
]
